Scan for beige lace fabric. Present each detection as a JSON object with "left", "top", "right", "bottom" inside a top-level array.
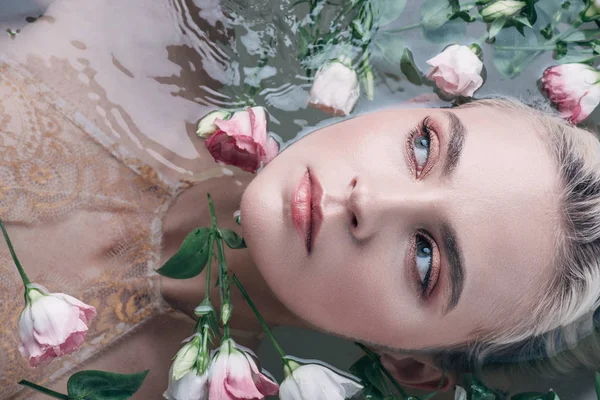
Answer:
[{"left": 0, "top": 55, "right": 179, "bottom": 398}]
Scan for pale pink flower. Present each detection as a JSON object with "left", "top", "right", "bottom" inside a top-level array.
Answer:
[
  {"left": 279, "top": 361, "right": 363, "bottom": 400},
  {"left": 204, "top": 107, "right": 279, "bottom": 173},
  {"left": 425, "top": 44, "right": 484, "bottom": 97},
  {"left": 208, "top": 339, "right": 279, "bottom": 399},
  {"left": 542, "top": 63, "right": 600, "bottom": 124},
  {"left": 308, "top": 58, "right": 360, "bottom": 116},
  {"left": 19, "top": 284, "right": 96, "bottom": 367}
]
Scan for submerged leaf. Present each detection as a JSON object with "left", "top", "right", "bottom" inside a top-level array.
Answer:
[
  {"left": 371, "top": 0, "right": 407, "bottom": 27},
  {"left": 67, "top": 370, "right": 149, "bottom": 400},
  {"left": 420, "top": 0, "right": 453, "bottom": 31},
  {"left": 400, "top": 48, "right": 423, "bottom": 86}
]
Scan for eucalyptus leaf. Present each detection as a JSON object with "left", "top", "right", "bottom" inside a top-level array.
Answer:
[
  {"left": 371, "top": 0, "right": 407, "bottom": 27},
  {"left": 221, "top": 229, "right": 246, "bottom": 249},
  {"left": 420, "top": 0, "right": 452, "bottom": 31},
  {"left": 67, "top": 370, "right": 149, "bottom": 400},
  {"left": 489, "top": 16, "right": 509, "bottom": 40},
  {"left": 400, "top": 47, "right": 423, "bottom": 86},
  {"left": 156, "top": 228, "right": 211, "bottom": 279}
]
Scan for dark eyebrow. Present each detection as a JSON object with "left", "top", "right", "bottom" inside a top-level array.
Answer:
[
  {"left": 442, "top": 222, "right": 465, "bottom": 315},
  {"left": 441, "top": 111, "right": 466, "bottom": 179}
]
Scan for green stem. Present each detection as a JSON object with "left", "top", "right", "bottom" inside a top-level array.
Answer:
[
  {"left": 381, "top": 21, "right": 423, "bottom": 34},
  {"left": 0, "top": 220, "right": 31, "bottom": 294},
  {"left": 495, "top": 45, "right": 556, "bottom": 51},
  {"left": 216, "top": 236, "right": 231, "bottom": 339},
  {"left": 205, "top": 233, "right": 215, "bottom": 301},
  {"left": 18, "top": 381, "right": 70, "bottom": 400},
  {"left": 232, "top": 275, "right": 290, "bottom": 368}
]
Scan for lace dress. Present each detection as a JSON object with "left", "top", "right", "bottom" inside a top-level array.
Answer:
[{"left": 0, "top": 50, "right": 250, "bottom": 398}]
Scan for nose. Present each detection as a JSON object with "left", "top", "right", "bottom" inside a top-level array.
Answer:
[{"left": 347, "top": 176, "right": 436, "bottom": 241}]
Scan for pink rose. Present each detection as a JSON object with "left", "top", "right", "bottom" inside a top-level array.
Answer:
[
  {"left": 425, "top": 44, "right": 484, "bottom": 97},
  {"left": 208, "top": 339, "right": 279, "bottom": 399},
  {"left": 19, "top": 284, "right": 96, "bottom": 367},
  {"left": 204, "top": 107, "right": 279, "bottom": 173},
  {"left": 542, "top": 63, "right": 600, "bottom": 124},
  {"left": 308, "top": 58, "right": 360, "bottom": 116}
]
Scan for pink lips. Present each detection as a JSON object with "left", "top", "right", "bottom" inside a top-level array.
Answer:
[{"left": 291, "top": 168, "right": 323, "bottom": 253}]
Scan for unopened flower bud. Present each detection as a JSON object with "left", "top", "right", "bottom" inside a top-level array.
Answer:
[
  {"left": 194, "top": 299, "right": 215, "bottom": 317},
  {"left": 582, "top": 0, "right": 600, "bottom": 21},
  {"left": 172, "top": 335, "right": 201, "bottom": 380},
  {"left": 480, "top": 1, "right": 526, "bottom": 22},
  {"left": 233, "top": 209, "right": 241, "bottom": 225},
  {"left": 196, "top": 110, "right": 231, "bottom": 138},
  {"left": 221, "top": 302, "right": 233, "bottom": 325}
]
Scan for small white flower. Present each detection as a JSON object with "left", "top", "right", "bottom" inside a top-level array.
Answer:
[
  {"left": 163, "top": 365, "right": 208, "bottom": 400},
  {"left": 455, "top": 385, "right": 467, "bottom": 400},
  {"left": 279, "top": 361, "right": 363, "bottom": 400},
  {"left": 308, "top": 57, "right": 360, "bottom": 116}
]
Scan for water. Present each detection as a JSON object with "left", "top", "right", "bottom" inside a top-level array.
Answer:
[{"left": 1, "top": 0, "right": 599, "bottom": 398}]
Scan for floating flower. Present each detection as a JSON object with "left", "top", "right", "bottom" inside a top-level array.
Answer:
[
  {"left": 19, "top": 284, "right": 96, "bottom": 367},
  {"left": 541, "top": 63, "right": 600, "bottom": 124},
  {"left": 480, "top": 1, "right": 526, "bottom": 22},
  {"left": 203, "top": 107, "right": 279, "bottom": 173},
  {"left": 279, "top": 360, "right": 363, "bottom": 400},
  {"left": 425, "top": 44, "right": 484, "bottom": 98},
  {"left": 164, "top": 365, "right": 208, "bottom": 400},
  {"left": 208, "top": 339, "right": 279, "bottom": 399},
  {"left": 308, "top": 57, "right": 360, "bottom": 116}
]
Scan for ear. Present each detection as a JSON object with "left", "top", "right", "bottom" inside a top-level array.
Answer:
[{"left": 380, "top": 353, "right": 455, "bottom": 391}]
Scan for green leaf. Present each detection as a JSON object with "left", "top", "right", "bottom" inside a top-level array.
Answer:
[
  {"left": 525, "top": 0, "right": 539, "bottom": 25},
  {"left": 556, "top": 50, "right": 600, "bottom": 64},
  {"left": 221, "top": 229, "right": 246, "bottom": 249},
  {"left": 400, "top": 47, "right": 423, "bottom": 86},
  {"left": 492, "top": 25, "right": 538, "bottom": 78},
  {"left": 451, "top": 10, "right": 477, "bottom": 22},
  {"left": 511, "top": 392, "right": 545, "bottom": 400},
  {"left": 489, "top": 16, "right": 509, "bottom": 40},
  {"left": 350, "top": 356, "right": 386, "bottom": 399},
  {"left": 595, "top": 371, "right": 600, "bottom": 400},
  {"left": 512, "top": 15, "right": 533, "bottom": 28},
  {"left": 67, "top": 370, "right": 149, "bottom": 400},
  {"left": 545, "top": 391, "right": 559, "bottom": 400},
  {"left": 156, "top": 228, "right": 211, "bottom": 279},
  {"left": 371, "top": 0, "right": 407, "bottom": 27},
  {"left": 420, "top": 0, "right": 452, "bottom": 31}
]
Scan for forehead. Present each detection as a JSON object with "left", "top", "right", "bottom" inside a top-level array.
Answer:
[{"left": 442, "top": 106, "right": 561, "bottom": 334}]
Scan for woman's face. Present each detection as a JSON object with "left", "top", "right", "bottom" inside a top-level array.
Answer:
[{"left": 241, "top": 106, "right": 560, "bottom": 350}]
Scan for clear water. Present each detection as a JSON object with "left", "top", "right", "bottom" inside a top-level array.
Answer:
[{"left": 1, "top": 0, "right": 599, "bottom": 398}]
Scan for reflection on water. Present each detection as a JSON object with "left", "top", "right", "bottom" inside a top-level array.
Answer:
[
  {"left": 3, "top": 0, "right": 593, "bottom": 184},
  {"left": 0, "top": 0, "right": 600, "bottom": 398}
]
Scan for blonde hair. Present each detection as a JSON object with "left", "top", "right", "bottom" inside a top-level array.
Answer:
[{"left": 438, "top": 97, "right": 600, "bottom": 375}]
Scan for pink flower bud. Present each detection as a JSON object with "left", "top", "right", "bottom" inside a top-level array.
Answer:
[
  {"left": 308, "top": 59, "right": 360, "bottom": 116},
  {"left": 204, "top": 107, "right": 280, "bottom": 173},
  {"left": 425, "top": 44, "right": 484, "bottom": 98},
  {"left": 542, "top": 63, "right": 600, "bottom": 124},
  {"left": 19, "top": 285, "right": 96, "bottom": 367},
  {"left": 208, "top": 339, "right": 279, "bottom": 399}
]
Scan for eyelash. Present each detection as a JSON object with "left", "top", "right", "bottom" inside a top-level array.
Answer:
[
  {"left": 406, "top": 118, "right": 441, "bottom": 299},
  {"left": 413, "top": 231, "right": 440, "bottom": 299},
  {"left": 406, "top": 117, "right": 439, "bottom": 179}
]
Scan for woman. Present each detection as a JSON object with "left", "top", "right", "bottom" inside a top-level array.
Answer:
[{"left": 2, "top": 0, "right": 600, "bottom": 399}]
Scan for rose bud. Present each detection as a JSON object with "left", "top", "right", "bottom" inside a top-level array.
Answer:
[
  {"left": 425, "top": 44, "right": 484, "bottom": 98},
  {"left": 541, "top": 63, "right": 600, "bottom": 124}
]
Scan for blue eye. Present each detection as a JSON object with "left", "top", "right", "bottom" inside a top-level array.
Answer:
[
  {"left": 413, "top": 127, "right": 431, "bottom": 170},
  {"left": 416, "top": 235, "right": 432, "bottom": 284}
]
